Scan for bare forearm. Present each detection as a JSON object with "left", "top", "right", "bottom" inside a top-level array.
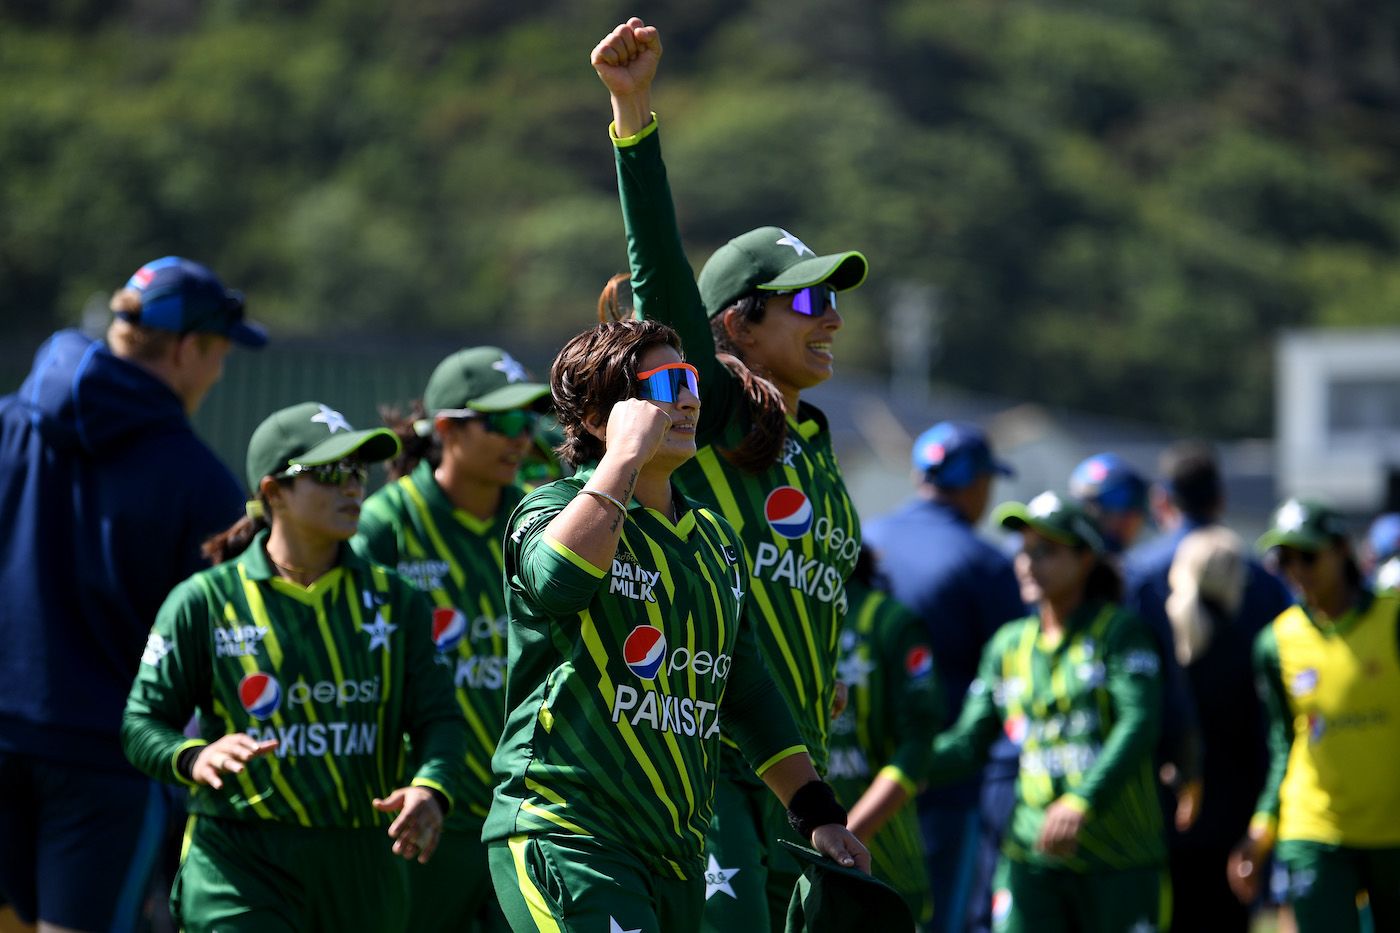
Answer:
[
  {"left": 543, "top": 451, "right": 643, "bottom": 568},
  {"left": 611, "top": 88, "right": 652, "bottom": 138},
  {"left": 759, "top": 751, "right": 823, "bottom": 806},
  {"left": 845, "top": 774, "right": 911, "bottom": 844}
]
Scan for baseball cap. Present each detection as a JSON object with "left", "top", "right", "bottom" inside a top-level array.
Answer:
[
  {"left": 1256, "top": 498, "right": 1348, "bottom": 554},
  {"left": 779, "top": 841, "right": 913, "bottom": 933},
  {"left": 246, "top": 402, "right": 401, "bottom": 490},
  {"left": 697, "top": 226, "right": 868, "bottom": 318},
  {"left": 423, "top": 347, "right": 550, "bottom": 415},
  {"left": 1368, "top": 513, "right": 1400, "bottom": 563},
  {"left": 1069, "top": 453, "right": 1149, "bottom": 516},
  {"left": 119, "top": 256, "right": 267, "bottom": 348},
  {"left": 911, "top": 421, "right": 1015, "bottom": 490},
  {"left": 994, "top": 491, "right": 1107, "bottom": 555}
]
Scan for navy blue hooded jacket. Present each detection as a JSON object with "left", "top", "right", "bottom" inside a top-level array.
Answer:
[{"left": 0, "top": 330, "right": 243, "bottom": 772}]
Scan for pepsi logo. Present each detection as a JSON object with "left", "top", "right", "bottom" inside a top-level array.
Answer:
[
  {"left": 992, "top": 889, "right": 1012, "bottom": 925},
  {"left": 1003, "top": 713, "right": 1028, "bottom": 745},
  {"left": 905, "top": 645, "right": 934, "bottom": 679},
  {"left": 764, "top": 486, "right": 814, "bottom": 539},
  {"left": 623, "top": 625, "right": 667, "bottom": 679},
  {"left": 239, "top": 672, "right": 282, "bottom": 720},
  {"left": 432, "top": 607, "right": 467, "bottom": 653}
]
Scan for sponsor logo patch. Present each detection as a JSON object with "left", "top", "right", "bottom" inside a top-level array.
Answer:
[
  {"left": 239, "top": 672, "right": 282, "bottom": 720},
  {"left": 764, "top": 486, "right": 814, "bottom": 539}
]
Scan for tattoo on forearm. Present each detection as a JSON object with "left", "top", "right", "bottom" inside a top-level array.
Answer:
[{"left": 610, "top": 470, "right": 637, "bottom": 534}]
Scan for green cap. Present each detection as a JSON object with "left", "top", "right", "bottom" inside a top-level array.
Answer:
[
  {"left": 994, "top": 491, "right": 1106, "bottom": 555},
  {"left": 245, "top": 402, "right": 401, "bottom": 490},
  {"left": 697, "top": 226, "right": 868, "bottom": 318},
  {"left": 1256, "top": 498, "right": 1348, "bottom": 554},
  {"left": 780, "top": 841, "right": 913, "bottom": 933},
  {"left": 423, "top": 346, "right": 550, "bottom": 415}
]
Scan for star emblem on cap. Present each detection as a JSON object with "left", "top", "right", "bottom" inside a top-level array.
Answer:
[
  {"left": 704, "top": 854, "right": 741, "bottom": 900},
  {"left": 1277, "top": 500, "right": 1308, "bottom": 532},
  {"left": 1029, "top": 491, "right": 1062, "bottom": 518},
  {"left": 493, "top": 352, "right": 529, "bottom": 383},
  {"left": 311, "top": 404, "right": 351, "bottom": 434},
  {"left": 362, "top": 611, "right": 397, "bottom": 653},
  {"left": 775, "top": 230, "right": 815, "bottom": 257}
]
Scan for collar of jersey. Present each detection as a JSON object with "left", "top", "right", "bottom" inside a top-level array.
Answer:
[
  {"left": 411, "top": 458, "right": 506, "bottom": 536},
  {"left": 1300, "top": 589, "right": 1373, "bottom": 636},
  {"left": 1036, "top": 599, "right": 1113, "bottom": 653},
  {"left": 241, "top": 528, "right": 366, "bottom": 594}
]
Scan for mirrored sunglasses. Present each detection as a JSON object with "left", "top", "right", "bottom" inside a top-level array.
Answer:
[
  {"left": 277, "top": 460, "right": 368, "bottom": 487},
  {"left": 1276, "top": 547, "right": 1320, "bottom": 568},
  {"left": 472, "top": 409, "right": 538, "bottom": 439},
  {"left": 780, "top": 285, "right": 837, "bottom": 317},
  {"left": 636, "top": 362, "right": 700, "bottom": 404}
]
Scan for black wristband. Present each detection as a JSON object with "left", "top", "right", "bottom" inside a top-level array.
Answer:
[
  {"left": 785, "top": 780, "right": 847, "bottom": 838},
  {"left": 176, "top": 745, "right": 203, "bottom": 781}
]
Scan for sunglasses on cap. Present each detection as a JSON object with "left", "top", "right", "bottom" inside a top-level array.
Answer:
[
  {"left": 636, "top": 362, "right": 700, "bottom": 404},
  {"left": 277, "top": 460, "right": 368, "bottom": 487},
  {"left": 777, "top": 285, "right": 837, "bottom": 317},
  {"left": 467, "top": 409, "right": 538, "bottom": 439}
]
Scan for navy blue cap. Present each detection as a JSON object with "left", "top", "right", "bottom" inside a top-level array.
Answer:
[
  {"left": 1069, "top": 453, "right": 1149, "bottom": 516},
  {"left": 120, "top": 256, "right": 267, "bottom": 348},
  {"left": 911, "top": 421, "right": 1014, "bottom": 490},
  {"left": 1368, "top": 513, "right": 1400, "bottom": 563}
]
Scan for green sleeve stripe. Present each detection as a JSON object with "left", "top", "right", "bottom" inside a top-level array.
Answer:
[
  {"left": 411, "top": 777, "right": 454, "bottom": 811},
  {"left": 755, "top": 744, "right": 807, "bottom": 777},
  {"left": 542, "top": 535, "right": 607, "bottom": 578},
  {"left": 877, "top": 765, "right": 918, "bottom": 797},
  {"left": 520, "top": 799, "right": 589, "bottom": 836},
  {"left": 170, "top": 739, "right": 208, "bottom": 788},
  {"left": 610, "top": 113, "right": 659, "bottom": 148}
]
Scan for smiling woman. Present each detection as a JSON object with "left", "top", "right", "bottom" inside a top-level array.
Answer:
[{"left": 120, "top": 402, "right": 468, "bottom": 933}]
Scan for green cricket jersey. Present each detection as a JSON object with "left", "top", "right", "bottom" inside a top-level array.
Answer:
[
  {"left": 483, "top": 471, "right": 805, "bottom": 880},
  {"left": 826, "top": 578, "right": 941, "bottom": 923},
  {"left": 614, "top": 121, "right": 859, "bottom": 776},
  {"left": 927, "top": 600, "right": 1166, "bottom": 872},
  {"left": 354, "top": 460, "right": 520, "bottom": 830},
  {"left": 122, "top": 530, "right": 467, "bottom": 828}
]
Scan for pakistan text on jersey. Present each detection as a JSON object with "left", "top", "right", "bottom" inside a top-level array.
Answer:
[
  {"left": 443, "top": 654, "right": 505, "bottom": 690},
  {"left": 752, "top": 542, "right": 847, "bottom": 609},
  {"left": 611, "top": 685, "right": 721, "bottom": 739},
  {"left": 244, "top": 722, "right": 379, "bottom": 758},
  {"left": 1020, "top": 741, "right": 1103, "bottom": 778},
  {"left": 825, "top": 746, "right": 870, "bottom": 781}
]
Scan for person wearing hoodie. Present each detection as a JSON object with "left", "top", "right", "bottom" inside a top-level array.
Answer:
[{"left": 0, "top": 257, "right": 265, "bottom": 933}]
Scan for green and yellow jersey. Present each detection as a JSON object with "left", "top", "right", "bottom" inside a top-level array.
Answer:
[
  {"left": 353, "top": 460, "right": 520, "bottom": 830},
  {"left": 1250, "top": 592, "right": 1400, "bottom": 849},
  {"left": 483, "top": 471, "right": 805, "bottom": 880},
  {"left": 614, "top": 120, "right": 859, "bottom": 777},
  {"left": 826, "top": 579, "right": 941, "bottom": 924},
  {"left": 927, "top": 601, "right": 1166, "bottom": 872},
  {"left": 121, "top": 530, "right": 467, "bottom": 828}
]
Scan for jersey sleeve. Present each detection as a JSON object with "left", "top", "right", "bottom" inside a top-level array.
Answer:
[
  {"left": 352, "top": 491, "right": 402, "bottom": 567},
  {"left": 877, "top": 601, "right": 943, "bottom": 793},
  {"left": 926, "top": 629, "right": 1007, "bottom": 786},
  {"left": 121, "top": 576, "right": 214, "bottom": 786},
  {"left": 398, "top": 584, "right": 470, "bottom": 811},
  {"left": 1248, "top": 622, "right": 1290, "bottom": 843},
  {"left": 507, "top": 485, "right": 609, "bottom": 618},
  {"left": 1062, "top": 612, "right": 1163, "bottom": 814},
  {"left": 613, "top": 119, "right": 737, "bottom": 443}
]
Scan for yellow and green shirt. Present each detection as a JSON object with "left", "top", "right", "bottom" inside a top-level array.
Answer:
[
  {"left": 1250, "top": 592, "right": 1400, "bottom": 848},
  {"left": 121, "top": 530, "right": 467, "bottom": 828}
]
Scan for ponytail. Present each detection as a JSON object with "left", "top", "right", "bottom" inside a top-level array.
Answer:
[
  {"left": 1082, "top": 555, "right": 1124, "bottom": 604},
  {"left": 381, "top": 400, "right": 437, "bottom": 482},
  {"left": 202, "top": 506, "right": 269, "bottom": 565}
]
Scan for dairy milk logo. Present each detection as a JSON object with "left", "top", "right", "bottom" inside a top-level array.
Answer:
[
  {"left": 623, "top": 626, "right": 667, "bottom": 679},
  {"left": 239, "top": 672, "right": 282, "bottom": 720},
  {"left": 764, "top": 486, "right": 813, "bottom": 539},
  {"left": 432, "top": 607, "right": 467, "bottom": 653}
]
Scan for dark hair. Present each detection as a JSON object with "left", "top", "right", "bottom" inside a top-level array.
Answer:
[
  {"left": 1082, "top": 552, "right": 1124, "bottom": 604},
  {"left": 381, "top": 400, "right": 438, "bottom": 482},
  {"left": 709, "top": 295, "right": 790, "bottom": 473},
  {"left": 555, "top": 310, "right": 683, "bottom": 468},
  {"left": 1159, "top": 440, "right": 1222, "bottom": 520},
  {"left": 200, "top": 480, "right": 290, "bottom": 564}
]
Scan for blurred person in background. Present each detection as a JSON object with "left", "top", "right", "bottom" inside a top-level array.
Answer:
[
  {"left": 1230, "top": 499, "right": 1400, "bottom": 932},
  {"left": 827, "top": 547, "right": 943, "bottom": 928},
  {"left": 123, "top": 401, "right": 466, "bottom": 932},
  {"left": 354, "top": 346, "right": 551, "bottom": 933},
  {"left": 593, "top": 19, "right": 871, "bottom": 932},
  {"left": 927, "top": 492, "right": 1167, "bottom": 931},
  {"left": 1364, "top": 512, "right": 1400, "bottom": 595},
  {"left": 1068, "top": 453, "right": 1152, "bottom": 555},
  {"left": 1124, "top": 440, "right": 1293, "bottom": 933},
  {"left": 0, "top": 257, "right": 265, "bottom": 933},
  {"left": 864, "top": 421, "right": 1024, "bottom": 933}
]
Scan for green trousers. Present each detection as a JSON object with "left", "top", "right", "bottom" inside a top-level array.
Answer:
[
  {"left": 989, "top": 858, "right": 1169, "bottom": 933},
  {"left": 1276, "top": 840, "right": 1400, "bottom": 933},
  {"left": 700, "top": 774, "right": 806, "bottom": 933},
  {"left": 407, "top": 826, "right": 509, "bottom": 933}
]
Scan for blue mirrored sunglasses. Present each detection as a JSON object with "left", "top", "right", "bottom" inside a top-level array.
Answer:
[
  {"left": 780, "top": 285, "right": 837, "bottom": 316},
  {"left": 636, "top": 362, "right": 700, "bottom": 404}
]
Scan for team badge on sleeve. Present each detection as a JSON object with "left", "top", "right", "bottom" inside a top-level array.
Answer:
[
  {"left": 141, "top": 632, "right": 173, "bottom": 666},
  {"left": 239, "top": 672, "right": 282, "bottom": 720}
]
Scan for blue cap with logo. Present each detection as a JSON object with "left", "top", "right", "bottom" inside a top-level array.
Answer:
[
  {"left": 1069, "top": 453, "right": 1149, "bottom": 516},
  {"left": 911, "top": 421, "right": 1014, "bottom": 490},
  {"left": 119, "top": 256, "right": 267, "bottom": 348},
  {"left": 1368, "top": 513, "right": 1400, "bottom": 563}
]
